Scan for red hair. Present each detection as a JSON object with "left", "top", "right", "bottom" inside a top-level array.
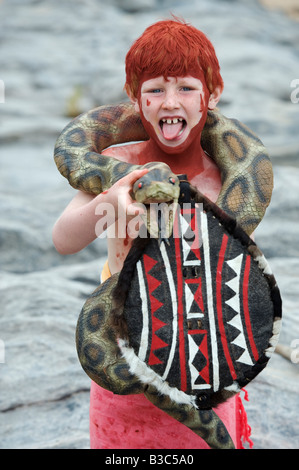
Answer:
[{"left": 125, "top": 18, "right": 224, "bottom": 99}]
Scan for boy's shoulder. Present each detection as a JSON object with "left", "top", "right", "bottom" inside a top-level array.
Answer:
[{"left": 101, "top": 141, "right": 146, "bottom": 164}]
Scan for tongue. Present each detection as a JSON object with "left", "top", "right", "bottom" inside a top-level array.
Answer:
[{"left": 162, "top": 121, "right": 183, "bottom": 140}]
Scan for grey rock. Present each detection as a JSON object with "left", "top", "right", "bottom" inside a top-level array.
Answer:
[
  {"left": 0, "top": 392, "right": 90, "bottom": 449},
  {"left": 255, "top": 165, "right": 299, "bottom": 258},
  {"left": 111, "top": 0, "right": 158, "bottom": 12}
]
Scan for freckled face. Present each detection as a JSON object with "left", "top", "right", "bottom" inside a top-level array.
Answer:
[{"left": 134, "top": 75, "right": 209, "bottom": 153}]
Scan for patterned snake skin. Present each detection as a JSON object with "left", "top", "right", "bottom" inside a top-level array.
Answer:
[
  {"left": 54, "top": 102, "right": 273, "bottom": 236},
  {"left": 54, "top": 102, "right": 274, "bottom": 449}
]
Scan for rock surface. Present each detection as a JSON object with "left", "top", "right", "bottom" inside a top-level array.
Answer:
[{"left": 0, "top": 0, "right": 298, "bottom": 449}]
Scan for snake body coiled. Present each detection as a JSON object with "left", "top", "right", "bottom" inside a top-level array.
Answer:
[
  {"left": 54, "top": 102, "right": 273, "bottom": 235},
  {"left": 54, "top": 102, "right": 275, "bottom": 449}
]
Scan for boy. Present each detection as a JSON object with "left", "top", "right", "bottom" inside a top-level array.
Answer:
[{"left": 53, "top": 18, "right": 249, "bottom": 449}]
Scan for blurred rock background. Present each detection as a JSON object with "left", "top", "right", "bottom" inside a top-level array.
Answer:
[{"left": 0, "top": 0, "right": 298, "bottom": 449}]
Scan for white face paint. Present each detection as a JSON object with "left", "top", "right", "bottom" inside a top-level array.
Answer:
[{"left": 135, "top": 76, "right": 207, "bottom": 149}]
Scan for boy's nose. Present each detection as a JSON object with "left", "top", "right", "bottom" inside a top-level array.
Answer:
[{"left": 162, "top": 90, "right": 180, "bottom": 110}]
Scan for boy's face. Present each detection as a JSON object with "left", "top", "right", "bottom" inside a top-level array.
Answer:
[{"left": 133, "top": 75, "right": 218, "bottom": 153}]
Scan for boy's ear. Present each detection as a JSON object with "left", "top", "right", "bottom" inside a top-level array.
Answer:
[
  {"left": 208, "top": 86, "right": 222, "bottom": 110},
  {"left": 127, "top": 90, "right": 140, "bottom": 113}
]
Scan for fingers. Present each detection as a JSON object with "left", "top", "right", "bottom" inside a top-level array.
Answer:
[
  {"left": 113, "top": 168, "right": 149, "bottom": 205},
  {"left": 118, "top": 168, "right": 149, "bottom": 186},
  {"left": 99, "top": 169, "right": 149, "bottom": 219}
]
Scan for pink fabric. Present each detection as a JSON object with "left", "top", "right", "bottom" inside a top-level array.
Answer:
[{"left": 89, "top": 381, "right": 245, "bottom": 449}]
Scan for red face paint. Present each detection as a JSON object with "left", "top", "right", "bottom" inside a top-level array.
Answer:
[
  {"left": 146, "top": 99, "right": 151, "bottom": 106},
  {"left": 138, "top": 90, "right": 209, "bottom": 156},
  {"left": 199, "top": 94, "right": 204, "bottom": 113},
  {"left": 124, "top": 228, "right": 130, "bottom": 246}
]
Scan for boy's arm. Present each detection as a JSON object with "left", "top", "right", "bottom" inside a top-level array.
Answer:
[
  {"left": 52, "top": 190, "right": 101, "bottom": 255},
  {"left": 52, "top": 169, "right": 148, "bottom": 255}
]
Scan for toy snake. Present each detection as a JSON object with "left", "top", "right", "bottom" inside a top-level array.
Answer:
[
  {"left": 54, "top": 102, "right": 273, "bottom": 236},
  {"left": 54, "top": 103, "right": 278, "bottom": 449}
]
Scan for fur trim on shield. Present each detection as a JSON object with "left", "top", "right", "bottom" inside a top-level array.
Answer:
[{"left": 118, "top": 338, "right": 198, "bottom": 409}]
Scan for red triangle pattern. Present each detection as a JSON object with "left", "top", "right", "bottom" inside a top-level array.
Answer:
[
  {"left": 143, "top": 254, "right": 169, "bottom": 366},
  {"left": 148, "top": 316, "right": 168, "bottom": 365},
  {"left": 147, "top": 275, "right": 162, "bottom": 300},
  {"left": 188, "top": 330, "right": 210, "bottom": 385},
  {"left": 198, "top": 333, "right": 210, "bottom": 384},
  {"left": 143, "top": 253, "right": 157, "bottom": 274},
  {"left": 185, "top": 278, "right": 204, "bottom": 313},
  {"left": 182, "top": 208, "right": 202, "bottom": 263}
]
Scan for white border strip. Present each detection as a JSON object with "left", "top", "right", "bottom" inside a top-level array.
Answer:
[
  {"left": 159, "top": 241, "right": 178, "bottom": 381},
  {"left": 200, "top": 211, "right": 220, "bottom": 391},
  {"left": 136, "top": 261, "right": 150, "bottom": 362},
  {"left": 118, "top": 338, "right": 198, "bottom": 409}
]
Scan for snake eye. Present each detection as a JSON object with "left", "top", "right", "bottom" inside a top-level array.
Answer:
[
  {"left": 138, "top": 182, "right": 143, "bottom": 189},
  {"left": 169, "top": 177, "right": 176, "bottom": 185}
]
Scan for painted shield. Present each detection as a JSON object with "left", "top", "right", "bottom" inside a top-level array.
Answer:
[{"left": 122, "top": 200, "right": 282, "bottom": 406}]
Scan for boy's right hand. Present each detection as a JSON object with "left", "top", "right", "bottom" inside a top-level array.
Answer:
[{"left": 100, "top": 168, "right": 149, "bottom": 220}]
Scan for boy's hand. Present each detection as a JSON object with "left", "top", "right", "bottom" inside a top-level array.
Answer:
[{"left": 101, "top": 168, "right": 149, "bottom": 220}]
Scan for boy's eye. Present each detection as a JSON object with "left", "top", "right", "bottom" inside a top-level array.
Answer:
[
  {"left": 150, "top": 89, "right": 162, "bottom": 93},
  {"left": 181, "top": 86, "right": 192, "bottom": 91}
]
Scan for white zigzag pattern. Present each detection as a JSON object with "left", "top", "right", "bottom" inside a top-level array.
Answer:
[
  {"left": 179, "top": 213, "right": 201, "bottom": 266},
  {"left": 180, "top": 211, "right": 208, "bottom": 389},
  {"left": 188, "top": 333, "right": 211, "bottom": 390},
  {"left": 225, "top": 254, "right": 254, "bottom": 366}
]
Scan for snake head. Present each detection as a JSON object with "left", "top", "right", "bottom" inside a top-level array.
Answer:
[
  {"left": 132, "top": 162, "right": 180, "bottom": 239},
  {"left": 132, "top": 162, "right": 180, "bottom": 204}
]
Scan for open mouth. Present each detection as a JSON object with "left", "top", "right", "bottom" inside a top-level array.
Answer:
[{"left": 159, "top": 117, "right": 187, "bottom": 141}]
